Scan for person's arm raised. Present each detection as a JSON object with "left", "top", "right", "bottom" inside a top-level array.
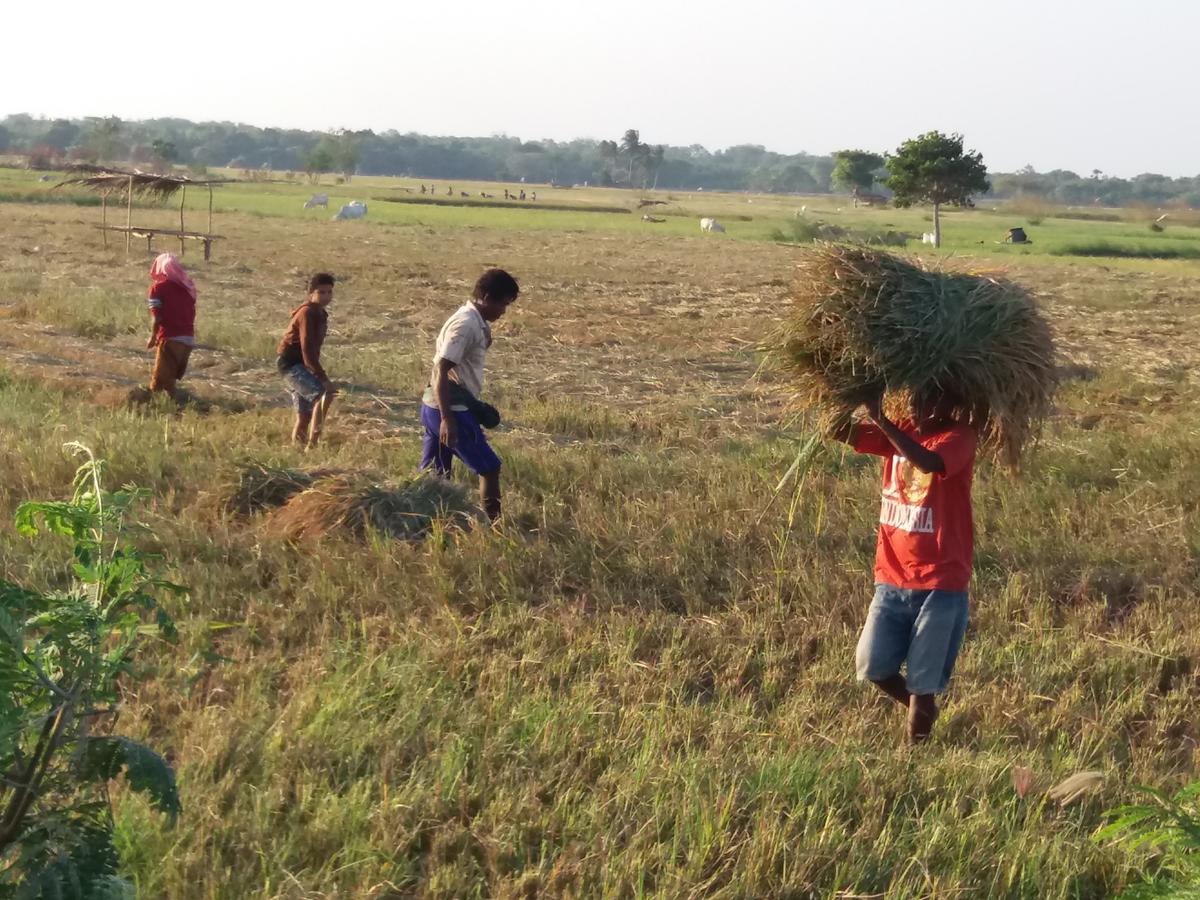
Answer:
[{"left": 864, "top": 396, "right": 945, "bottom": 474}]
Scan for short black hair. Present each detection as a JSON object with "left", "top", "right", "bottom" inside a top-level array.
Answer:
[
  {"left": 473, "top": 268, "right": 519, "bottom": 304},
  {"left": 309, "top": 272, "right": 335, "bottom": 292}
]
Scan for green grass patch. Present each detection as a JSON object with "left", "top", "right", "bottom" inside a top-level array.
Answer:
[{"left": 1052, "top": 240, "right": 1200, "bottom": 260}]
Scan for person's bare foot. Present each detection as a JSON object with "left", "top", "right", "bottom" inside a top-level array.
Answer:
[{"left": 908, "top": 694, "right": 939, "bottom": 743}]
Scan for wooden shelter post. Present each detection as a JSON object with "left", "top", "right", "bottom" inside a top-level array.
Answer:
[
  {"left": 179, "top": 187, "right": 187, "bottom": 256},
  {"left": 208, "top": 186, "right": 213, "bottom": 235},
  {"left": 101, "top": 193, "right": 108, "bottom": 247},
  {"left": 125, "top": 175, "right": 133, "bottom": 255}
]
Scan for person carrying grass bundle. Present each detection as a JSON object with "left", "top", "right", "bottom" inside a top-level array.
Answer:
[
  {"left": 277, "top": 273, "right": 337, "bottom": 449},
  {"left": 775, "top": 244, "right": 1056, "bottom": 744},
  {"left": 145, "top": 253, "right": 197, "bottom": 401},
  {"left": 420, "top": 268, "right": 518, "bottom": 522},
  {"left": 832, "top": 388, "right": 975, "bottom": 744}
]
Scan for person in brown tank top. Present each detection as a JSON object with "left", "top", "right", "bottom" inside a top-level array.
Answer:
[{"left": 277, "top": 273, "right": 336, "bottom": 448}]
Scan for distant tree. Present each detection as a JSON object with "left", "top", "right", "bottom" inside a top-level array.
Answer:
[
  {"left": 831, "top": 149, "right": 885, "bottom": 202},
  {"left": 620, "top": 129, "right": 643, "bottom": 186},
  {"left": 334, "top": 131, "right": 361, "bottom": 182},
  {"left": 0, "top": 124, "right": 9, "bottom": 152},
  {"left": 304, "top": 138, "right": 337, "bottom": 183},
  {"left": 43, "top": 119, "right": 80, "bottom": 153},
  {"left": 85, "top": 116, "right": 123, "bottom": 162},
  {"left": 648, "top": 144, "right": 666, "bottom": 189},
  {"left": 885, "top": 131, "right": 989, "bottom": 248},
  {"left": 769, "top": 161, "right": 819, "bottom": 194},
  {"left": 597, "top": 139, "right": 619, "bottom": 185},
  {"left": 150, "top": 139, "right": 177, "bottom": 168}
]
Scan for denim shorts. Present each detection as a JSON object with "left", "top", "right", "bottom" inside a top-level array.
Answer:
[
  {"left": 855, "top": 583, "right": 969, "bottom": 696},
  {"left": 281, "top": 363, "right": 325, "bottom": 414},
  {"left": 419, "top": 404, "right": 502, "bottom": 477}
]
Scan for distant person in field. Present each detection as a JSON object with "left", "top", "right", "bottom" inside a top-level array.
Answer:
[
  {"left": 145, "top": 252, "right": 197, "bottom": 401},
  {"left": 831, "top": 387, "right": 977, "bottom": 743},
  {"left": 420, "top": 268, "right": 519, "bottom": 522},
  {"left": 277, "top": 273, "right": 337, "bottom": 449}
]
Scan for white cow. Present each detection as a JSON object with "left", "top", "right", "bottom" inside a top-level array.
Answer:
[
  {"left": 303, "top": 193, "right": 328, "bottom": 209},
  {"left": 699, "top": 217, "right": 725, "bottom": 233},
  {"left": 332, "top": 201, "right": 367, "bottom": 221}
]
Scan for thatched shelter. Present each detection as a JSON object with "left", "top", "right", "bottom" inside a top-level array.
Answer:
[{"left": 56, "top": 165, "right": 235, "bottom": 259}]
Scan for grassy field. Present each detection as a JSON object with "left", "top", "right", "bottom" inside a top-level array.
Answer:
[{"left": 1, "top": 167, "right": 1199, "bottom": 898}]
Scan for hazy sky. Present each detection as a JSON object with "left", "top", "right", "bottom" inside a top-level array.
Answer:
[{"left": 7, "top": 0, "right": 1197, "bottom": 177}]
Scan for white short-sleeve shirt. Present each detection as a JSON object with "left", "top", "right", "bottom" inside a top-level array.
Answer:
[{"left": 427, "top": 303, "right": 491, "bottom": 404}]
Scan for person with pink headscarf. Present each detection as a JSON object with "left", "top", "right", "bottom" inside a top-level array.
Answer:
[{"left": 145, "top": 253, "right": 197, "bottom": 399}]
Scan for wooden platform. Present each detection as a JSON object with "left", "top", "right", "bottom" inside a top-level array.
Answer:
[{"left": 95, "top": 225, "right": 224, "bottom": 260}]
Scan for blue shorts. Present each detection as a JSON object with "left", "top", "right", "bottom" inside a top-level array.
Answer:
[
  {"left": 855, "top": 583, "right": 969, "bottom": 696},
  {"left": 419, "top": 404, "right": 501, "bottom": 477},
  {"left": 281, "top": 363, "right": 325, "bottom": 414}
]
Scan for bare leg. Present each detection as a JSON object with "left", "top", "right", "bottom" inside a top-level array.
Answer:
[
  {"left": 481, "top": 470, "right": 501, "bottom": 522},
  {"left": 871, "top": 674, "right": 911, "bottom": 707},
  {"left": 306, "top": 393, "right": 329, "bottom": 448},
  {"left": 908, "top": 694, "right": 939, "bottom": 743},
  {"left": 293, "top": 412, "right": 312, "bottom": 446}
]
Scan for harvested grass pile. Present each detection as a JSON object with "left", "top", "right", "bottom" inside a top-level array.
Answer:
[
  {"left": 775, "top": 243, "right": 1056, "bottom": 465},
  {"left": 266, "top": 473, "right": 476, "bottom": 542},
  {"left": 222, "top": 463, "right": 321, "bottom": 517}
]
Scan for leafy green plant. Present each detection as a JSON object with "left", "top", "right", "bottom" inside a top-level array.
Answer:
[
  {"left": 0, "top": 444, "right": 183, "bottom": 897},
  {"left": 1097, "top": 782, "right": 1200, "bottom": 898}
]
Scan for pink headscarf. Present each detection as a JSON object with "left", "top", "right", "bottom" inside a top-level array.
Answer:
[{"left": 149, "top": 253, "right": 197, "bottom": 301}]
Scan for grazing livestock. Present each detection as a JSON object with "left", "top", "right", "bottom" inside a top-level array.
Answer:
[
  {"left": 303, "top": 193, "right": 329, "bottom": 209},
  {"left": 332, "top": 201, "right": 368, "bottom": 221},
  {"left": 642, "top": 215, "right": 666, "bottom": 223},
  {"left": 700, "top": 218, "right": 725, "bottom": 233}
]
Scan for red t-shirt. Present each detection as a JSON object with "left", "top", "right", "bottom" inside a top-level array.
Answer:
[
  {"left": 853, "top": 421, "right": 977, "bottom": 591},
  {"left": 147, "top": 280, "right": 196, "bottom": 344}
]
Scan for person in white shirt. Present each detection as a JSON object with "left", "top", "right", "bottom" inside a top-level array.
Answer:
[{"left": 420, "top": 268, "right": 519, "bottom": 521}]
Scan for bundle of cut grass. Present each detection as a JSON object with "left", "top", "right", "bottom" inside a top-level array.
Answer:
[
  {"left": 775, "top": 243, "right": 1056, "bottom": 465},
  {"left": 221, "top": 464, "right": 320, "bottom": 517},
  {"left": 266, "top": 474, "right": 476, "bottom": 542}
]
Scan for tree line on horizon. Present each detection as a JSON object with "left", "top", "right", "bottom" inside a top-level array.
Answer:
[{"left": 3, "top": 113, "right": 1200, "bottom": 208}]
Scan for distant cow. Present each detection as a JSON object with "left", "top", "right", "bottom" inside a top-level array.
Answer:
[
  {"left": 304, "top": 193, "right": 329, "bottom": 209},
  {"left": 332, "top": 201, "right": 367, "bottom": 220},
  {"left": 700, "top": 217, "right": 725, "bottom": 233}
]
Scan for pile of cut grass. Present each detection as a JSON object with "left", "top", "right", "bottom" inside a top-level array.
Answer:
[
  {"left": 266, "top": 472, "right": 476, "bottom": 541},
  {"left": 220, "top": 462, "right": 321, "bottom": 517},
  {"left": 773, "top": 243, "right": 1057, "bottom": 465}
]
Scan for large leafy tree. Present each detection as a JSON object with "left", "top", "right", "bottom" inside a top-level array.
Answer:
[
  {"left": 885, "top": 131, "right": 989, "bottom": 247},
  {"left": 831, "top": 149, "right": 884, "bottom": 202}
]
